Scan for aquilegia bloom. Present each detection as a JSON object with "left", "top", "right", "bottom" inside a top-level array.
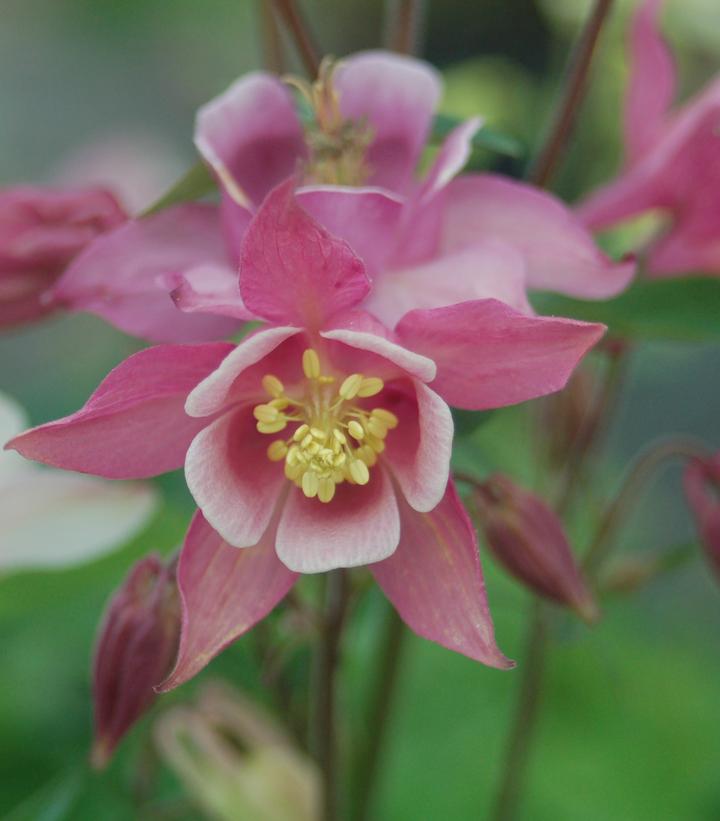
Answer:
[
  {"left": 54, "top": 51, "right": 633, "bottom": 345},
  {"left": 579, "top": 0, "right": 720, "bottom": 277},
  {"left": 7, "top": 178, "right": 606, "bottom": 687},
  {"left": 0, "top": 186, "right": 125, "bottom": 327},
  {"left": 684, "top": 453, "right": 720, "bottom": 582}
]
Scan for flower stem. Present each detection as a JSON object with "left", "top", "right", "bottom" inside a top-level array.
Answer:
[
  {"left": 529, "top": 0, "right": 615, "bottom": 187},
  {"left": 312, "top": 569, "right": 350, "bottom": 821},
  {"left": 385, "top": 0, "right": 425, "bottom": 55},
  {"left": 352, "top": 605, "right": 406, "bottom": 821},
  {"left": 259, "top": 0, "right": 287, "bottom": 74},
  {"left": 583, "top": 436, "right": 708, "bottom": 577},
  {"left": 489, "top": 602, "right": 548, "bottom": 821},
  {"left": 271, "top": 0, "right": 320, "bottom": 77}
]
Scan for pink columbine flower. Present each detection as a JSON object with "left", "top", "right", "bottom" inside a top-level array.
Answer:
[
  {"left": 579, "top": 0, "right": 720, "bottom": 277},
  {"left": 0, "top": 186, "right": 125, "bottom": 327},
  {"left": 54, "top": 51, "right": 633, "bottom": 344},
  {"left": 683, "top": 454, "right": 720, "bottom": 582},
  {"left": 7, "top": 180, "right": 606, "bottom": 686}
]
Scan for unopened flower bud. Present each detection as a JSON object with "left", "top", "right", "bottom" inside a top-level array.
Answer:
[
  {"left": 683, "top": 454, "right": 720, "bottom": 582},
  {"left": 154, "top": 682, "right": 320, "bottom": 821},
  {"left": 475, "top": 474, "right": 598, "bottom": 622},
  {"left": 91, "top": 553, "right": 180, "bottom": 768}
]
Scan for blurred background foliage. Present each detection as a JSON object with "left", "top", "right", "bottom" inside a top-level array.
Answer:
[{"left": 1, "top": 0, "right": 719, "bottom": 818}]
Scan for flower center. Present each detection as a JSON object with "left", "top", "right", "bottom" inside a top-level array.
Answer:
[
  {"left": 285, "top": 57, "right": 374, "bottom": 186},
  {"left": 253, "top": 348, "right": 398, "bottom": 503}
]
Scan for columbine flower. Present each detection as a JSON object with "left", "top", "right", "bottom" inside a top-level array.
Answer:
[
  {"left": 154, "top": 682, "right": 320, "bottom": 821},
  {"left": 7, "top": 180, "right": 606, "bottom": 686},
  {"left": 54, "top": 50, "right": 633, "bottom": 344},
  {"left": 0, "top": 186, "right": 125, "bottom": 327},
  {"left": 92, "top": 553, "right": 180, "bottom": 767},
  {"left": 474, "top": 474, "right": 597, "bottom": 622},
  {"left": 0, "top": 391, "right": 156, "bottom": 572},
  {"left": 579, "top": 0, "right": 720, "bottom": 277},
  {"left": 683, "top": 454, "right": 720, "bottom": 582}
]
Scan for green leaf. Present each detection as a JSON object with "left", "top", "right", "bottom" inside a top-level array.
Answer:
[
  {"left": 431, "top": 113, "right": 525, "bottom": 159},
  {"left": 532, "top": 278, "right": 720, "bottom": 341},
  {"left": 141, "top": 160, "right": 217, "bottom": 216}
]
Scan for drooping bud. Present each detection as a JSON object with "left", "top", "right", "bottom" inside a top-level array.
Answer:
[
  {"left": 474, "top": 474, "right": 598, "bottom": 622},
  {"left": 154, "top": 681, "right": 320, "bottom": 821},
  {"left": 683, "top": 454, "right": 720, "bottom": 582},
  {"left": 91, "top": 553, "right": 180, "bottom": 768}
]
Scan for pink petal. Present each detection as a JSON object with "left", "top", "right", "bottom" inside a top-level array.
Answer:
[
  {"left": 442, "top": 175, "right": 635, "bottom": 299},
  {"left": 186, "top": 326, "right": 303, "bottom": 417},
  {"left": 579, "top": 80, "right": 720, "bottom": 233},
  {"left": 169, "top": 264, "right": 254, "bottom": 320},
  {"left": 195, "top": 72, "right": 306, "bottom": 208},
  {"left": 321, "top": 323, "right": 436, "bottom": 382},
  {"left": 296, "top": 186, "right": 404, "bottom": 277},
  {"left": 366, "top": 240, "right": 531, "bottom": 329},
  {"left": 395, "top": 299, "right": 605, "bottom": 411},
  {"left": 275, "top": 467, "right": 400, "bottom": 572},
  {"left": 417, "top": 117, "right": 483, "bottom": 204},
  {"left": 648, "top": 203, "right": 720, "bottom": 276},
  {"left": 370, "top": 482, "right": 513, "bottom": 669},
  {"left": 185, "top": 407, "right": 286, "bottom": 548},
  {"left": 158, "top": 511, "right": 298, "bottom": 691},
  {"left": 239, "top": 179, "right": 370, "bottom": 328},
  {"left": 55, "top": 204, "right": 240, "bottom": 342},
  {"left": 382, "top": 382, "right": 452, "bottom": 513},
  {"left": 6, "top": 343, "right": 233, "bottom": 478},
  {"left": 335, "top": 51, "right": 441, "bottom": 192},
  {"left": 624, "top": 0, "right": 676, "bottom": 164}
]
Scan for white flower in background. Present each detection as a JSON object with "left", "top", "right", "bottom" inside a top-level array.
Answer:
[{"left": 0, "top": 391, "right": 157, "bottom": 571}]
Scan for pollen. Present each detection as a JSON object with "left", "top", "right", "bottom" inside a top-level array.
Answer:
[{"left": 253, "top": 347, "right": 397, "bottom": 503}]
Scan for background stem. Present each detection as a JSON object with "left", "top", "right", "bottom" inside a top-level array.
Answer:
[
  {"left": 385, "top": 0, "right": 425, "bottom": 55},
  {"left": 489, "top": 603, "right": 548, "bottom": 821},
  {"left": 529, "top": 0, "right": 615, "bottom": 187},
  {"left": 271, "top": 0, "right": 320, "bottom": 76},
  {"left": 352, "top": 606, "right": 406, "bottom": 821},
  {"left": 312, "top": 569, "right": 349, "bottom": 821}
]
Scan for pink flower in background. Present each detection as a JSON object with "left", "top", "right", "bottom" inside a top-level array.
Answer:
[
  {"left": 0, "top": 391, "right": 156, "bottom": 571},
  {"left": 0, "top": 186, "right": 125, "bottom": 328},
  {"left": 579, "top": 0, "right": 720, "bottom": 277},
  {"left": 7, "top": 181, "right": 607, "bottom": 685},
  {"left": 55, "top": 50, "right": 633, "bottom": 344},
  {"left": 684, "top": 454, "right": 720, "bottom": 582}
]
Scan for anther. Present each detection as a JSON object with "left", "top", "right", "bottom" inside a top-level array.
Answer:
[
  {"left": 358, "top": 377, "right": 384, "bottom": 397},
  {"left": 366, "top": 417, "right": 388, "bottom": 439},
  {"left": 302, "top": 471, "right": 319, "bottom": 498},
  {"left": 371, "top": 408, "right": 398, "bottom": 428},
  {"left": 302, "top": 349, "right": 321, "bottom": 379},
  {"left": 267, "top": 440, "right": 288, "bottom": 461},
  {"left": 293, "top": 424, "right": 310, "bottom": 442},
  {"left": 257, "top": 419, "right": 287, "bottom": 434},
  {"left": 262, "top": 374, "right": 285, "bottom": 398},
  {"left": 347, "top": 420, "right": 365, "bottom": 440},
  {"left": 318, "top": 477, "right": 336, "bottom": 503},
  {"left": 253, "top": 404, "right": 280, "bottom": 424},
  {"left": 339, "top": 373, "right": 363, "bottom": 400},
  {"left": 349, "top": 459, "right": 370, "bottom": 485}
]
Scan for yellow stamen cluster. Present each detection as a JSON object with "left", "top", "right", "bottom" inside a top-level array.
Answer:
[
  {"left": 284, "top": 57, "right": 374, "bottom": 186},
  {"left": 253, "top": 348, "right": 398, "bottom": 504}
]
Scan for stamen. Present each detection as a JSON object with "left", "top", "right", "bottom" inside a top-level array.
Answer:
[
  {"left": 302, "top": 348, "right": 321, "bottom": 379},
  {"left": 339, "top": 373, "right": 363, "bottom": 400},
  {"left": 253, "top": 349, "right": 398, "bottom": 503},
  {"left": 262, "top": 374, "right": 284, "bottom": 398}
]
